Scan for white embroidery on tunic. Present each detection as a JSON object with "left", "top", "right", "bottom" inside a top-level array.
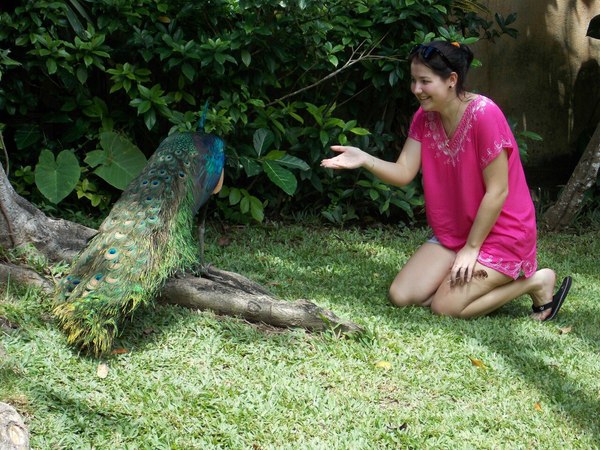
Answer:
[
  {"left": 478, "top": 250, "right": 537, "bottom": 280},
  {"left": 480, "top": 137, "right": 512, "bottom": 168},
  {"left": 423, "top": 96, "right": 509, "bottom": 167}
]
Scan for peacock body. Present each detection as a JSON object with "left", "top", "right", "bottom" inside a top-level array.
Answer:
[{"left": 54, "top": 129, "right": 225, "bottom": 356}]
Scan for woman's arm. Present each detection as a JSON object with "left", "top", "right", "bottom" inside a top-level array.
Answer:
[
  {"left": 451, "top": 150, "right": 509, "bottom": 284},
  {"left": 320, "top": 138, "right": 422, "bottom": 187}
]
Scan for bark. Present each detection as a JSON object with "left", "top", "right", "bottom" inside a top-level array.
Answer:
[
  {"left": 0, "top": 262, "right": 53, "bottom": 294},
  {"left": 0, "top": 165, "right": 96, "bottom": 262},
  {"left": 0, "top": 403, "right": 29, "bottom": 450},
  {"left": 541, "top": 121, "right": 600, "bottom": 231},
  {"left": 0, "top": 164, "right": 363, "bottom": 335},
  {"left": 160, "top": 268, "right": 363, "bottom": 334}
]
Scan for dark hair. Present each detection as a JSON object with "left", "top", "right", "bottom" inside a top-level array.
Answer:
[{"left": 408, "top": 41, "right": 474, "bottom": 96}]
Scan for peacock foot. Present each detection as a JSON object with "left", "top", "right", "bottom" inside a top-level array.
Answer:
[{"left": 192, "top": 261, "right": 213, "bottom": 277}]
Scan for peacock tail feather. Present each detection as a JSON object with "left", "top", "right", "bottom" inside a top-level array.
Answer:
[{"left": 54, "top": 131, "right": 225, "bottom": 356}]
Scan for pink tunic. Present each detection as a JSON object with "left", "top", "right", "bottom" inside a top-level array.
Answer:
[{"left": 408, "top": 95, "right": 537, "bottom": 279}]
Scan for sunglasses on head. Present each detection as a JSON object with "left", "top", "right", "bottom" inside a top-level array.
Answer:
[{"left": 410, "top": 44, "right": 453, "bottom": 69}]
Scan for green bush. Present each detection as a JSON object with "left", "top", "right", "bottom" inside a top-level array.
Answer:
[{"left": 0, "top": 0, "right": 512, "bottom": 224}]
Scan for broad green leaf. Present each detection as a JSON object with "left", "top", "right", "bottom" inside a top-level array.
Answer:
[
  {"left": 262, "top": 161, "right": 297, "bottom": 196},
  {"left": 241, "top": 49, "right": 251, "bottom": 67},
  {"left": 215, "top": 52, "right": 226, "bottom": 65},
  {"left": 520, "top": 130, "right": 543, "bottom": 141},
  {"left": 275, "top": 154, "right": 310, "bottom": 171},
  {"left": 229, "top": 187, "right": 241, "bottom": 205},
  {"left": 350, "top": 127, "right": 370, "bottom": 136},
  {"left": 64, "top": 2, "right": 85, "bottom": 37},
  {"left": 324, "top": 118, "right": 345, "bottom": 129},
  {"left": 144, "top": 109, "right": 156, "bottom": 130},
  {"left": 438, "top": 27, "right": 451, "bottom": 39},
  {"left": 94, "top": 131, "right": 147, "bottom": 190},
  {"left": 240, "top": 157, "right": 262, "bottom": 177},
  {"left": 46, "top": 58, "right": 57, "bottom": 74},
  {"left": 35, "top": 149, "right": 81, "bottom": 203},
  {"left": 181, "top": 63, "right": 195, "bottom": 81},
  {"left": 15, "top": 124, "right": 43, "bottom": 150},
  {"left": 253, "top": 128, "right": 274, "bottom": 157},
  {"left": 264, "top": 150, "right": 286, "bottom": 160},
  {"left": 240, "top": 196, "right": 249, "bottom": 214},
  {"left": 289, "top": 112, "right": 304, "bottom": 124},
  {"left": 249, "top": 196, "right": 264, "bottom": 222},
  {"left": 76, "top": 65, "right": 88, "bottom": 84},
  {"left": 320, "top": 130, "right": 330, "bottom": 147},
  {"left": 84, "top": 150, "right": 107, "bottom": 168},
  {"left": 306, "top": 103, "right": 324, "bottom": 126}
]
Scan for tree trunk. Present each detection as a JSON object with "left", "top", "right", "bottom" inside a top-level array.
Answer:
[
  {"left": 0, "top": 262, "right": 53, "bottom": 294},
  {"left": 0, "top": 403, "right": 29, "bottom": 450},
  {"left": 0, "top": 164, "right": 363, "bottom": 335},
  {"left": 0, "top": 165, "right": 96, "bottom": 262},
  {"left": 541, "top": 121, "right": 600, "bottom": 231}
]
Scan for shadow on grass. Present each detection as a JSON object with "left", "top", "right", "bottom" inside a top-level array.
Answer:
[
  {"left": 459, "top": 315, "right": 600, "bottom": 441},
  {"left": 209, "top": 224, "right": 600, "bottom": 442},
  {"left": 380, "top": 280, "right": 600, "bottom": 443},
  {"left": 113, "top": 302, "right": 302, "bottom": 355},
  {"left": 27, "top": 381, "right": 144, "bottom": 443}
]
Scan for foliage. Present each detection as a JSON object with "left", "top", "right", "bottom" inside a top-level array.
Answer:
[
  {"left": 0, "top": 0, "right": 513, "bottom": 223},
  {"left": 507, "top": 117, "right": 543, "bottom": 164},
  {"left": 1, "top": 224, "right": 600, "bottom": 448},
  {"left": 34, "top": 149, "right": 81, "bottom": 203}
]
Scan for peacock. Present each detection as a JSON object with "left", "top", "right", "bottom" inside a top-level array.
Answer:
[{"left": 53, "top": 113, "right": 225, "bottom": 356}]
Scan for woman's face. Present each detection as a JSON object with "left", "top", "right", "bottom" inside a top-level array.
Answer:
[{"left": 410, "top": 61, "right": 455, "bottom": 111}]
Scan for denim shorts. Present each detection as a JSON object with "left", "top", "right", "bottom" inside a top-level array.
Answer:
[{"left": 426, "top": 236, "right": 441, "bottom": 245}]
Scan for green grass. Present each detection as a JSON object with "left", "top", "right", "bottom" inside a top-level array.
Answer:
[{"left": 1, "top": 224, "right": 599, "bottom": 449}]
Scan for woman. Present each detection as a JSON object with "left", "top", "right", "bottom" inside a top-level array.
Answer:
[{"left": 321, "top": 41, "right": 571, "bottom": 320}]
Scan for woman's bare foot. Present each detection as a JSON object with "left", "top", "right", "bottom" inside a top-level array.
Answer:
[{"left": 528, "top": 268, "right": 557, "bottom": 320}]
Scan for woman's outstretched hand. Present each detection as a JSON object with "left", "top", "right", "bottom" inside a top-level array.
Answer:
[{"left": 321, "top": 146, "right": 370, "bottom": 170}]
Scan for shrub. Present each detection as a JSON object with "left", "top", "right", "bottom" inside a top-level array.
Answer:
[{"left": 0, "top": 0, "right": 513, "bottom": 224}]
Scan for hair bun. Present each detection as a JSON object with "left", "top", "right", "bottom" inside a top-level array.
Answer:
[{"left": 448, "top": 40, "right": 473, "bottom": 66}]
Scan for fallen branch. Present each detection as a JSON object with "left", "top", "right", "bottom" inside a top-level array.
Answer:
[{"left": 160, "top": 268, "right": 363, "bottom": 334}]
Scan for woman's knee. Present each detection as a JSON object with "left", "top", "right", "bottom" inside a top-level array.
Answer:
[
  {"left": 388, "top": 286, "right": 412, "bottom": 307},
  {"left": 388, "top": 282, "right": 427, "bottom": 307}
]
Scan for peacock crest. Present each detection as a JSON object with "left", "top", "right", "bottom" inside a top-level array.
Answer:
[{"left": 54, "top": 115, "right": 225, "bottom": 356}]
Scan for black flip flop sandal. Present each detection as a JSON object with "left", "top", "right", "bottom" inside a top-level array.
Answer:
[{"left": 531, "top": 276, "right": 573, "bottom": 321}]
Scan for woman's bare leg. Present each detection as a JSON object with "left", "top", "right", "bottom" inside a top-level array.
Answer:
[
  {"left": 389, "top": 242, "right": 456, "bottom": 307},
  {"left": 430, "top": 266, "right": 557, "bottom": 319}
]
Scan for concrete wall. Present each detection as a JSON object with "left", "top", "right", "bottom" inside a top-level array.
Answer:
[{"left": 469, "top": 1, "right": 600, "bottom": 183}]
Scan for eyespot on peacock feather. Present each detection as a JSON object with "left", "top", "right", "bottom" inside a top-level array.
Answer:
[{"left": 53, "top": 128, "right": 225, "bottom": 356}]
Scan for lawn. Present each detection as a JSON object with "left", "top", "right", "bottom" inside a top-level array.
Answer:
[{"left": 1, "top": 224, "right": 599, "bottom": 449}]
